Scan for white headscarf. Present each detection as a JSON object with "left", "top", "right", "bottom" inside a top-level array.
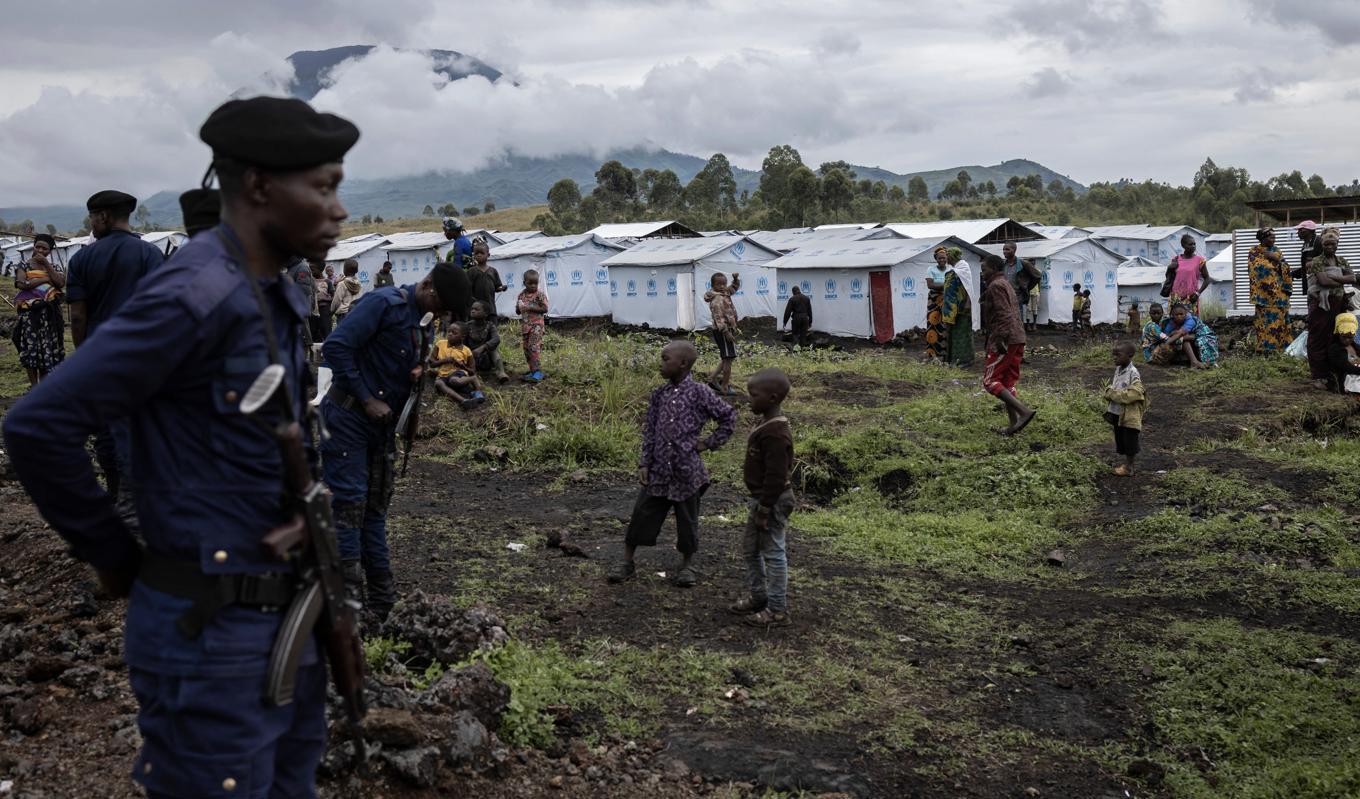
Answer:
[{"left": 948, "top": 259, "right": 975, "bottom": 301}]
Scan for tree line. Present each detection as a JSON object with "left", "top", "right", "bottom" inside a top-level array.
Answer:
[{"left": 522, "top": 145, "right": 1357, "bottom": 236}]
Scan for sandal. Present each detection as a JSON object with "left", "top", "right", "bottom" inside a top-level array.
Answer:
[
  {"left": 1112, "top": 464, "right": 1131, "bottom": 476},
  {"left": 606, "top": 560, "right": 636, "bottom": 584},
  {"left": 744, "top": 608, "right": 790, "bottom": 627},
  {"left": 728, "top": 596, "right": 767, "bottom": 615}
]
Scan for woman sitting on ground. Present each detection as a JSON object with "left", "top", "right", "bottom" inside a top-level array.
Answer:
[
  {"left": 1139, "top": 302, "right": 1169, "bottom": 362},
  {"left": 1150, "top": 302, "right": 1219, "bottom": 369},
  {"left": 1328, "top": 312, "right": 1360, "bottom": 393}
]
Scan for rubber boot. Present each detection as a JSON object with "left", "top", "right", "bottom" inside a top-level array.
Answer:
[
  {"left": 365, "top": 568, "right": 397, "bottom": 622},
  {"left": 341, "top": 559, "right": 365, "bottom": 608}
]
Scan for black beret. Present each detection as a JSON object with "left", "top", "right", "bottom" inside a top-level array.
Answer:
[
  {"left": 200, "top": 96, "right": 359, "bottom": 171},
  {"left": 86, "top": 190, "right": 137, "bottom": 213},
  {"left": 178, "top": 189, "right": 221, "bottom": 235},
  {"left": 431, "top": 262, "right": 472, "bottom": 320}
]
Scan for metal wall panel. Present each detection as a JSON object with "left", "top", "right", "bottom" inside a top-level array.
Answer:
[{"left": 1231, "top": 224, "right": 1360, "bottom": 316}]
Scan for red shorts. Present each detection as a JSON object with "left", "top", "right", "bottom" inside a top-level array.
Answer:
[{"left": 983, "top": 343, "right": 1024, "bottom": 397}]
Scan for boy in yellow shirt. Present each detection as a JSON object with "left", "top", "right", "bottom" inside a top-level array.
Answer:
[{"left": 431, "top": 322, "right": 485, "bottom": 409}]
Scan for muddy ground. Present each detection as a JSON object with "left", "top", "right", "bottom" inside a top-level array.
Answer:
[{"left": 1, "top": 321, "right": 1358, "bottom": 799}]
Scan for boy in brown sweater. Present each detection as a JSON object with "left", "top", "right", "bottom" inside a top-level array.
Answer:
[{"left": 730, "top": 368, "right": 795, "bottom": 627}]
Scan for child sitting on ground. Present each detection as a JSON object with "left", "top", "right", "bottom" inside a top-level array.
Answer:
[
  {"left": 431, "top": 322, "right": 485, "bottom": 410},
  {"left": 729, "top": 368, "right": 795, "bottom": 627},
  {"left": 609, "top": 339, "right": 737, "bottom": 588},
  {"left": 466, "top": 300, "right": 509, "bottom": 383},
  {"left": 1102, "top": 341, "right": 1147, "bottom": 476},
  {"left": 516, "top": 269, "right": 549, "bottom": 383},
  {"left": 705, "top": 272, "right": 741, "bottom": 395}
]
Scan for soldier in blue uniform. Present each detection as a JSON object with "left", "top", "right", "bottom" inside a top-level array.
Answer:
[
  {"left": 3, "top": 96, "right": 361, "bottom": 798},
  {"left": 321, "top": 245, "right": 469, "bottom": 620},
  {"left": 66, "top": 189, "right": 165, "bottom": 499}
]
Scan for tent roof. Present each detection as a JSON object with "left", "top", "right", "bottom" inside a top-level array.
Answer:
[
  {"left": 812, "top": 222, "right": 881, "bottom": 231},
  {"left": 1087, "top": 224, "right": 1208, "bottom": 241},
  {"left": 587, "top": 220, "right": 699, "bottom": 239},
  {"left": 1207, "top": 247, "right": 1233, "bottom": 281},
  {"left": 488, "top": 233, "right": 624, "bottom": 258},
  {"left": 1206, "top": 232, "right": 1233, "bottom": 242},
  {"left": 979, "top": 238, "right": 1123, "bottom": 262},
  {"left": 326, "top": 237, "right": 390, "bottom": 261},
  {"left": 1118, "top": 257, "right": 1166, "bottom": 286},
  {"left": 383, "top": 231, "right": 448, "bottom": 251},
  {"left": 1029, "top": 224, "right": 1091, "bottom": 239},
  {"left": 600, "top": 235, "right": 777, "bottom": 267},
  {"left": 494, "top": 230, "right": 544, "bottom": 242},
  {"left": 141, "top": 231, "right": 183, "bottom": 245},
  {"left": 749, "top": 227, "right": 903, "bottom": 253},
  {"left": 881, "top": 218, "right": 1042, "bottom": 244},
  {"left": 767, "top": 235, "right": 985, "bottom": 270}
]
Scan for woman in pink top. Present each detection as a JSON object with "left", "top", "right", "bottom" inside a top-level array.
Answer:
[{"left": 1164, "top": 234, "right": 1211, "bottom": 312}]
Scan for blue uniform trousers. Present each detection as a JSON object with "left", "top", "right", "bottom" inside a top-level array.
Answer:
[
  {"left": 321, "top": 399, "right": 395, "bottom": 571},
  {"left": 131, "top": 664, "right": 327, "bottom": 799}
]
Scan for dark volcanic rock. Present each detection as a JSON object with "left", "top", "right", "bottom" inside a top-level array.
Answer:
[
  {"left": 381, "top": 591, "right": 508, "bottom": 666},
  {"left": 420, "top": 662, "right": 510, "bottom": 729}
]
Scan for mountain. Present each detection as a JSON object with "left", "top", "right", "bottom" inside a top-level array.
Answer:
[
  {"left": 0, "top": 153, "right": 1087, "bottom": 233},
  {"left": 285, "top": 45, "right": 502, "bottom": 100}
]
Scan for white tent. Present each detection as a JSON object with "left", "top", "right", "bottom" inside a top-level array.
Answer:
[
  {"left": 382, "top": 232, "right": 448, "bottom": 285},
  {"left": 9, "top": 235, "right": 91, "bottom": 270},
  {"left": 1029, "top": 224, "right": 1092, "bottom": 240},
  {"left": 1203, "top": 248, "right": 1235, "bottom": 316},
  {"left": 487, "top": 234, "right": 626, "bottom": 319},
  {"left": 768, "top": 236, "right": 987, "bottom": 341},
  {"left": 326, "top": 236, "right": 391, "bottom": 288},
  {"left": 1087, "top": 224, "right": 1208, "bottom": 261},
  {"left": 1116, "top": 257, "right": 1166, "bottom": 323},
  {"left": 587, "top": 220, "right": 700, "bottom": 245},
  {"left": 748, "top": 227, "right": 905, "bottom": 254},
  {"left": 495, "top": 230, "right": 544, "bottom": 243},
  {"left": 812, "top": 222, "right": 882, "bottom": 231},
  {"left": 883, "top": 218, "right": 1043, "bottom": 245},
  {"left": 141, "top": 231, "right": 188, "bottom": 257},
  {"left": 981, "top": 238, "right": 1124, "bottom": 325},
  {"left": 1205, "top": 233, "right": 1232, "bottom": 260},
  {"left": 601, "top": 235, "right": 779, "bottom": 330}
]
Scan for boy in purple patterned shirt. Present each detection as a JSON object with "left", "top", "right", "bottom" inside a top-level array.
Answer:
[{"left": 608, "top": 339, "right": 737, "bottom": 587}]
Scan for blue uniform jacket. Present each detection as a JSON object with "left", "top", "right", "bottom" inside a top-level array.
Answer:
[
  {"left": 323, "top": 285, "right": 424, "bottom": 412},
  {"left": 65, "top": 228, "right": 165, "bottom": 337},
  {"left": 2, "top": 225, "right": 313, "bottom": 675}
]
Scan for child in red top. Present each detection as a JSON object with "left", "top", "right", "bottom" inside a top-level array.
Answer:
[{"left": 515, "top": 269, "right": 549, "bottom": 383}]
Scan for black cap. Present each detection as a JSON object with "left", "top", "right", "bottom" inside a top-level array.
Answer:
[
  {"left": 86, "top": 190, "right": 137, "bottom": 214},
  {"left": 178, "top": 189, "right": 221, "bottom": 235},
  {"left": 431, "top": 262, "right": 472, "bottom": 320},
  {"left": 199, "top": 96, "right": 360, "bottom": 171}
]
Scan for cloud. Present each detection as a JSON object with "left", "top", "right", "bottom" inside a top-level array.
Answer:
[
  {"left": 814, "top": 29, "right": 862, "bottom": 58},
  {"left": 1232, "top": 68, "right": 1296, "bottom": 104},
  {"left": 1254, "top": 0, "right": 1360, "bottom": 47},
  {"left": 1346, "top": 88, "right": 1360, "bottom": 102},
  {"left": 1007, "top": 0, "right": 1165, "bottom": 51},
  {"left": 1023, "top": 67, "right": 1074, "bottom": 98}
]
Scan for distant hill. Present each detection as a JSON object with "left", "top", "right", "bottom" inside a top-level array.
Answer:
[{"left": 0, "top": 153, "right": 1088, "bottom": 233}]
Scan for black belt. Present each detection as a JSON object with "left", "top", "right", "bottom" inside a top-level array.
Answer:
[
  {"left": 327, "top": 384, "right": 359, "bottom": 411},
  {"left": 138, "top": 550, "right": 300, "bottom": 639}
]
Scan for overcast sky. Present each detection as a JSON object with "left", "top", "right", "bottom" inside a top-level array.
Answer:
[{"left": 1, "top": 0, "right": 1357, "bottom": 206}]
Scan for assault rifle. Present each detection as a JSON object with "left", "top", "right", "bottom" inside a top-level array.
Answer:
[
  {"left": 240, "top": 365, "right": 368, "bottom": 766},
  {"left": 396, "top": 311, "right": 436, "bottom": 477}
]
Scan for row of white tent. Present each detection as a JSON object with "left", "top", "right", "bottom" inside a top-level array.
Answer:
[
  {"left": 1, "top": 231, "right": 189, "bottom": 269},
  {"left": 321, "top": 218, "right": 1245, "bottom": 340}
]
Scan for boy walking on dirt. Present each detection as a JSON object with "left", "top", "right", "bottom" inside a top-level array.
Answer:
[
  {"left": 706, "top": 272, "right": 741, "bottom": 394},
  {"left": 730, "top": 368, "right": 795, "bottom": 627},
  {"left": 610, "top": 340, "right": 737, "bottom": 588},
  {"left": 1103, "top": 342, "right": 1147, "bottom": 476},
  {"left": 982, "top": 254, "right": 1037, "bottom": 436}
]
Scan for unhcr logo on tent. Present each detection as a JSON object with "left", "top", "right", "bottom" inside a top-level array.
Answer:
[
  {"left": 570, "top": 270, "right": 584, "bottom": 286},
  {"left": 1105, "top": 270, "right": 1116, "bottom": 288},
  {"left": 756, "top": 276, "right": 770, "bottom": 296},
  {"left": 610, "top": 280, "right": 618, "bottom": 297},
  {"left": 505, "top": 272, "right": 516, "bottom": 288},
  {"left": 1083, "top": 270, "right": 1094, "bottom": 285},
  {"left": 824, "top": 278, "right": 838, "bottom": 300},
  {"left": 778, "top": 280, "right": 789, "bottom": 299},
  {"left": 359, "top": 271, "right": 370, "bottom": 283},
  {"left": 900, "top": 276, "right": 916, "bottom": 299},
  {"left": 646, "top": 279, "right": 658, "bottom": 297},
  {"left": 666, "top": 277, "right": 677, "bottom": 296},
  {"left": 732, "top": 242, "right": 746, "bottom": 259},
  {"left": 547, "top": 270, "right": 559, "bottom": 287},
  {"left": 626, "top": 279, "right": 637, "bottom": 297},
  {"left": 595, "top": 269, "right": 609, "bottom": 286},
  {"left": 1042, "top": 270, "right": 1051, "bottom": 289},
  {"left": 1063, "top": 270, "right": 1074, "bottom": 287},
  {"left": 849, "top": 278, "right": 864, "bottom": 299},
  {"left": 800, "top": 280, "right": 812, "bottom": 295}
]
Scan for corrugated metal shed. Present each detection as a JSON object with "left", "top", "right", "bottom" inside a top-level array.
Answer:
[
  {"left": 487, "top": 233, "right": 624, "bottom": 259},
  {"left": 882, "top": 218, "right": 1042, "bottom": 244},
  {"left": 767, "top": 236, "right": 985, "bottom": 270},
  {"left": 601, "top": 235, "right": 778, "bottom": 267},
  {"left": 749, "top": 227, "right": 904, "bottom": 254},
  {"left": 1230, "top": 224, "right": 1360, "bottom": 315}
]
